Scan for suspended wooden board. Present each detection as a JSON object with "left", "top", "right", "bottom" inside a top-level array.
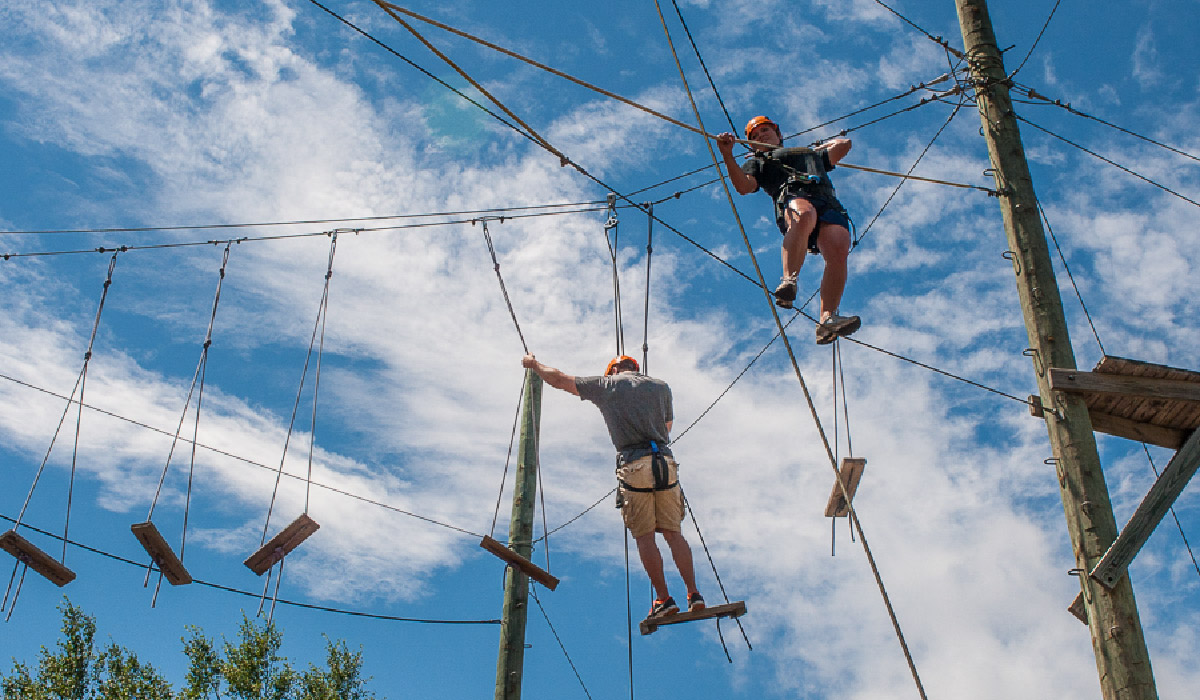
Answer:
[
  {"left": 639, "top": 600, "right": 747, "bottom": 635},
  {"left": 130, "top": 521, "right": 192, "bottom": 586},
  {"left": 244, "top": 513, "right": 320, "bottom": 575},
  {"left": 824, "top": 457, "right": 866, "bottom": 517},
  {"left": 479, "top": 535, "right": 559, "bottom": 590},
  {"left": 0, "top": 529, "right": 76, "bottom": 587},
  {"left": 1047, "top": 355, "right": 1200, "bottom": 450}
]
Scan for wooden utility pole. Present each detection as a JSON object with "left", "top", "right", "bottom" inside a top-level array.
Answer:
[
  {"left": 494, "top": 370, "right": 543, "bottom": 700},
  {"left": 953, "top": 2, "right": 1158, "bottom": 698}
]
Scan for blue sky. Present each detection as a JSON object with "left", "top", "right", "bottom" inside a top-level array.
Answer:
[{"left": 1, "top": 1, "right": 1198, "bottom": 698}]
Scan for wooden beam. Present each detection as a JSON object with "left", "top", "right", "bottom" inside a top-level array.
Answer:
[
  {"left": 824, "top": 458, "right": 867, "bottom": 517},
  {"left": 1087, "top": 410, "right": 1187, "bottom": 450},
  {"left": 130, "top": 522, "right": 192, "bottom": 586},
  {"left": 244, "top": 513, "right": 320, "bottom": 575},
  {"left": 639, "top": 600, "right": 747, "bottom": 635},
  {"left": 1090, "top": 425, "right": 1200, "bottom": 589},
  {"left": 1049, "top": 368, "right": 1200, "bottom": 403},
  {"left": 479, "top": 535, "right": 559, "bottom": 591},
  {"left": 0, "top": 530, "right": 76, "bottom": 587}
]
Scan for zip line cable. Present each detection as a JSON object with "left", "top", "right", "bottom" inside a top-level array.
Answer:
[
  {"left": 602, "top": 195, "right": 626, "bottom": 356},
  {"left": 1007, "top": 0, "right": 1063, "bottom": 79},
  {"left": 1013, "top": 82, "right": 1200, "bottom": 164},
  {"left": 1142, "top": 445, "right": 1200, "bottom": 584},
  {"left": 0, "top": 199, "right": 614, "bottom": 236},
  {"left": 654, "top": 0, "right": 924, "bottom": 689},
  {"left": 1034, "top": 196, "right": 1106, "bottom": 356},
  {"left": 668, "top": 0, "right": 737, "bottom": 134},
  {"left": 530, "top": 586, "right": 596, "bottom": 700},
  {"left": 0, "top": 512, "right": 500, "bottom": 626},
  {"left": 869, "top": 0, "right": 965, "bottom": 59},
  {"left": 1016, "top": 114, "right": 1200, "bottom": 210},
  {"left": 489, "top": 381, "right": 527, "bottom": 538}
]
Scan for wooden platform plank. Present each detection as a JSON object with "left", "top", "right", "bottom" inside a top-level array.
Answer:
[
  {"left": 640, "top": 600, "right": 747, "bottom": 635},
  {"left": 1090, "top": 425, "right": 1200, "bottom": 589},
  {"left": 130, "top": 522, "right": 192, "bottom": 586},
  {"left": 1088, "top": 411, "right": 1187, "bottom": 450},
  {"left": 479, "top": 535, "right": 560, "bottom": 590},
  {"left": 0, "top": 530, "right": 76, "bottom": 587},
  {"left": 824, "top": 458, "right": 867, "bottom": 518},
  {"left": 244, "top": 513, "right": 320, "bottom": 575},
  {"left": 1049, "top": 368, "right": 1200, "bottom": 404}
]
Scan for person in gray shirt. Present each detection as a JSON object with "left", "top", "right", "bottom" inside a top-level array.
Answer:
[{"left": 522, "top": 353, "right": 703, "bottom": 620}]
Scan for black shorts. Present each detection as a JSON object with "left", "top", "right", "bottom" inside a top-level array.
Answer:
[{"left": 776, "top": 194, "right": 850, "bottom": 254}]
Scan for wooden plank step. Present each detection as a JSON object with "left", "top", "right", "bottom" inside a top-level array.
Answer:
[
  {"left": 479, "top": 535, "right": 559, "bottom": 590},
  {"left": 244, "top": 513, "right": 320, "bottom": 575},
  {"left": 824, "top": 457, "right": 867, "bottom": 517},
  {"left": 640, "top": 600, "right": 747, "bottom": 635},
  {"left": 0, "top": 530, "right": 76, "bottom": 587},
  {"left": 130, "top": 521, "right": 192, "bottom": 586}
]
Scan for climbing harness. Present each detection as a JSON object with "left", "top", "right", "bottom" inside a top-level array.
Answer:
[{"left": 615, "top": 442, "right": 677, "bottom": 494}]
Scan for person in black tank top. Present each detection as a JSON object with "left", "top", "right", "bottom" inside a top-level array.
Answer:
[{"left": 718, "top": 115, "right": 861, "bottom": 345}]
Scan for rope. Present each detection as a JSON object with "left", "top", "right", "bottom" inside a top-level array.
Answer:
[
  {"left": 489, "top": 381, "right": 526, "bottom": 537},
  {"left": 529, "top": 586, "right": 595, "bottom": 699},
  {"left": 668, "top": 0, "right": 737, "bottom": 134},
  {"left": 1016, "top": 115, "right": 1200, "bottom": 210},
  {"left": 623, "top": 529, "right": 634, "bottom": 700},
  {"left": 602, "top": 195, "right": 626, "bottom": 356},
  {"left": 1008, "top": 0, "right": 1064, "bottom": 79},
  {"left": 11, "top": 254, "right": 118, "bottom": 537},
  {"left": 479, "top": 219, "right": 530, "bottom": 354},
  {"left": 1014, "top": 83, "right": 1200, "bottom": 164},
  {"left": 1034, "top": 197, "right": 1106, "bottom": 355},
  {"left": 640, "top": 204, "right": 654, "bottom": 375},
  {"left": 653, "top": 2, "right": 924, "bottom": 693},
  {"left": 0, "top": 512, "right": 499, "bottom": 625},
  {"left": 869, "top": 0, "right": 965, "bottom": 59},
  {"left": 855, "top": 98, "right": 968, "bottom": 247},
  {"left": 680, "top": 489, "right": 752, "bottom": 656},
  {"left": 259, "top": 233, "right": 339, "bottom": 546}
]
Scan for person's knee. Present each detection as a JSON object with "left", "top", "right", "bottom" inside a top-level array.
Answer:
[{"left": 819, "top": 225, "right": 851, "bottom": 260}]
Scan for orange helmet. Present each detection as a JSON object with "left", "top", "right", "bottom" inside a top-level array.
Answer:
[
  {"left": 744, "top": 115, "right": 780, "bottom": 140},
  {"left": 604, "top": 355, "right": 639, "bottom": 376}
]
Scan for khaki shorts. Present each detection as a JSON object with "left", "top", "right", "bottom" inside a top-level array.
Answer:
[{"left": 617, "top": 455, "right": 683, "bottom": 538}]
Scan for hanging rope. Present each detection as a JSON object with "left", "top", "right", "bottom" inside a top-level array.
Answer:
[
  {"left": 489, "top": 381, "right": 526, "bottom": 538},
  {"left": 141, "top": 242, "right": 232, "bottom": 604},
  {"left": 259, "top": 232, "right": 340, "bottom": 546},
  {"left": 602, "top": 195, "right": 626, "bottom": 356},
  {"left": 652, "top": 0, "right": 926, "bottom": 693},
  {"left": 479, "top": 219, "right": 531, "bottom": 354},
  {"left": 641, "top": 203, "right": 655, "bottom": 374},
  {"left": 3, "top": 252, "right": 118, "bottom": 619}
]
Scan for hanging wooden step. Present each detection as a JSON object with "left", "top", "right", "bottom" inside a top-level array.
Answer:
[
  {"left": 0, "top": 530, "right": 76, "bottom": 587},
  {"left": 244, "top": 513, "right": 320, "bottom": 575},
  {"left": 824, "top": 457, "right": 867, "bottom": 517},
  {"left": 130, "top": 522, "right": 192, "bottom": 586},
  {"left": 639, "top": 600, "right": 747, "bottom": 635},
  {"left": 479, "top": 535, "right": 559, "bottom": 590}
]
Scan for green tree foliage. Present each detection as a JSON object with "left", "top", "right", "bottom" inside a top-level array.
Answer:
[
  {"left": 1, "top": 600, "right": 378, "bottom": 700},
  {"left": 0, "top": 599, "right": 172, "bottom": 700}
]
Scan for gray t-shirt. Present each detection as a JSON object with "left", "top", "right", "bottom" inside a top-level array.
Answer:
[{"left": 575, "top": 372, "right": 674, "bottom": 462}]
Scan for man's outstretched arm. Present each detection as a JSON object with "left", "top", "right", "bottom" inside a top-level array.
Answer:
[{"left": 522, "top": 354, "right": 580, "bottom": 396}]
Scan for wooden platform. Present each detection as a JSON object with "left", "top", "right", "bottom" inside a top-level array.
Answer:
[
  {"left": 244, "top": 513, "right": 320, "bottom": 575},
  {"left": 0, "top": 530, "right": 76, "bottom": 587},
  {"left": 1048, "top": 355, "right": 1200, "bottom": 450},
  {"left": 639, "top": 600, "right": 747, "bottom": 635},
  {"left": 479, "top": 535, "right": 559, "bottom": 590},
  {"left": 130, "top": 521, "right": 192, "bottom": 586},
  {"left": 824, "top": 457, "right": 866, "bottom": 517}
]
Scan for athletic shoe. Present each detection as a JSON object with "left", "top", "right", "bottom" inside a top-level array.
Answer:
[
  {"left": 687, "top": 591, "right": 706, "bottom": 613},
  {"left": 647, "top": 596, "right": 679, "bottom": 619},
  {"left": 816, "top": 314, "right": 861, "bottom": 345},
  {"left": 774, "top": 273, "right": 798, "bottom": 308}
]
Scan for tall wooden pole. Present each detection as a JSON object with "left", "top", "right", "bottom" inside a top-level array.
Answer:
[
  {"left": 494, "top": 370, "right": 543, "bottom": 700},
  {"left": 952, "top": 2, "right": 1157, "bottom": 698}
]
